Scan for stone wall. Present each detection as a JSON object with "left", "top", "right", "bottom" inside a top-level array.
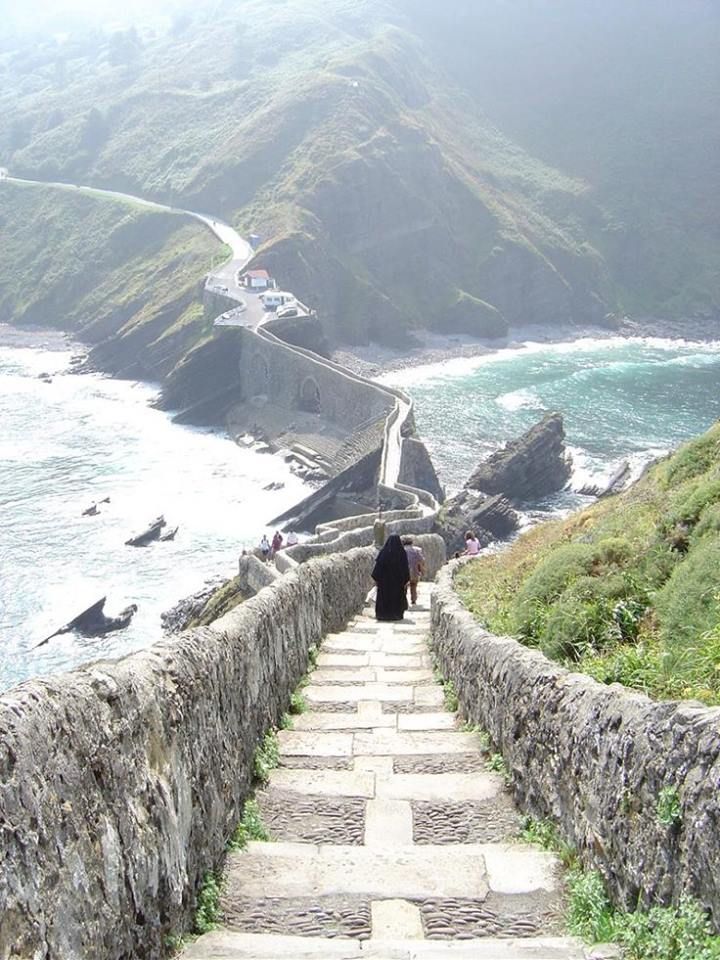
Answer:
[
  {"left": 0, "top": 549, "right": 375, "bottom": 960},
  {"left": 238, "top": 328, "right": 392, "bottom": 431},
  {"left": 286, "top": 530, "right": 445, "bottom": 579},
  {"left": 431, "top": 561, "right": 720, "bottom": 925}
]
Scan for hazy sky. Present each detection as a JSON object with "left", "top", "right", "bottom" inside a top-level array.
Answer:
[{"left": 0, "top": 0, "right": 190, "bottom": 31}]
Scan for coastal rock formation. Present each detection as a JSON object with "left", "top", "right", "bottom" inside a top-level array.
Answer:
[
  {"left": 466, "top": 413, "right": 572, "bottom": 501},
  {"left": 434, "top": 492, "right": 520, "bottom": 555}
]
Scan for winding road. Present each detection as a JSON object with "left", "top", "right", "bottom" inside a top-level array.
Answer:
[{"left": 2, "top": 174, "right": 437, "bottom": 520}]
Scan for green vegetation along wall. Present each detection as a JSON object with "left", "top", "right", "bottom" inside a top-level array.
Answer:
[
  {"left": 457, "top": 420, "right": 720, "bottom": 705},
  {"left": 0, "top": 182, "right": 218, "bottom": 379}
]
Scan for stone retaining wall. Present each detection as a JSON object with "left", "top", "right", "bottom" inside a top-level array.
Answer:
[
  {"left": 286, "top": 529, "right": 445, "bottom": 578},
  {"left": 238, "top": 327, "right": 392, "bottom": 431},
  {"left": 0, "top": 549, "right": 375, "bottom": 960},
  {"left": 431, "top": 560, "right": 720, "bottom": 924}
]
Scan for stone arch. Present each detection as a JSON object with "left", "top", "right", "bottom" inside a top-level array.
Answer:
[
  {"left": 246, "top": 352, "right": 270, "bottom": 397},
  {"left": 298, "top": 375, "right": 321, "bottom": 413}
]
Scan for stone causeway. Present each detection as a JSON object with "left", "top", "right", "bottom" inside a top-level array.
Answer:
[{"left": 183, "top": 583, "right": 598, "bottom": 960}]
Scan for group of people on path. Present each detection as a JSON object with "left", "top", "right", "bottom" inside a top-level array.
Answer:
[
  {"left": 371, "top": 528, "right": 482, "bottom": 621},
  {"left": 259, "top": 529, "right": 298, "bottom": 562}
]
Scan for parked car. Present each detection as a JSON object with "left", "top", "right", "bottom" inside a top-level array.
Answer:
[{"left": 276, "top": 305, "right": 299, "bottom": 319}]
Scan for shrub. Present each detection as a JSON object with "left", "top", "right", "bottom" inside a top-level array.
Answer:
[
  {"left": 656, "top": 539, "right": 720, "bottom": 651},
  {"left": 662, "top": 430, "right": 720, "bottom": 487},
  {"left": 540, "top": 595, "right": 616, "bottom": 661},
  {"left": 592, "top": 536, "right": 633, "bottom": 568},
  {"left": 617, "top": 897, "right": 720, "bottom": 960},
  {"left": 666, "top": 474, "right": 720, "bottom": 531},
  {"left": 512, "top": 543, "right": 595, "bottom": 639},
  {"left": 692, "top": 503, "right": 720, "bottom": 542},
  {"left": 566, "top": 868, "right": 615, "bottom": 943}
]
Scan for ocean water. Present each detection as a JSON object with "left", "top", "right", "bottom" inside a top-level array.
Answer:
[
  {"left": 0, "top": 326, "right": 308, "bottom": 692},
  {"left": 379, "top": 336, "right": 720, "bottom": 503}
]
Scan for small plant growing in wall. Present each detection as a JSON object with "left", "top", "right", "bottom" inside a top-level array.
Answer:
[
  {"left": 228, "top": 798, "right": 270, "bottom": 850},
  {"left": 486, "top": 751, "right": 512, "bottom": 787},
  {"left": 253, "top": 730, "right": 280, "bottom": 783},
  {"left": 289, "top": 689, "right": 308, "bottom": 714},
  {"left": 656, "top": 785, "right": 682, "bottom": 827},
  {"left": 193, "top": 872, "right": 223, "bottom": 935}
]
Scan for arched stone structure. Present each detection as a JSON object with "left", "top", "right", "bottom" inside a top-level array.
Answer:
[{"left": 299, "top": 375, "right": 321, "bottom": 413}]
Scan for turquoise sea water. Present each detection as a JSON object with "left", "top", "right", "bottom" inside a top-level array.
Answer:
[
  {"left": 0, "top": 326, "right": 308, "bottom": 692},
  {"left": 380, "top": 337, "right": 720, "bottom": 500},
  {"left": 3, "top": 331, "right": 720, "bottom": 693}
]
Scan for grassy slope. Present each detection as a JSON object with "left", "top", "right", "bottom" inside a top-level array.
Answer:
[
  {"left": 457, "top": 421, "right": 720, "bottom": 705},
  {"left": 0, "top": 181, "right": 219, "bottom": 378},
  {"left": 0, "top": 0, "right": 615, "bottom": 349},
  {"left": 399, "top": 0, "right": 720, "bottom": 319},
  {"left": 1, "top": 0, "right": 717, "bottom": 353}
]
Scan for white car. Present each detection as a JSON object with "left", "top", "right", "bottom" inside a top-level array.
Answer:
[{"left": 276, "top": 305, "right": 299, "bottom": 319}]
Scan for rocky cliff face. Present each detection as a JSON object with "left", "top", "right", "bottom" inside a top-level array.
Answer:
[{"left": 465, "top": 413, "right": 572, "bottom": 502}]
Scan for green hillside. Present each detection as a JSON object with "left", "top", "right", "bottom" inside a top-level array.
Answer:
[
  {"left": 0, "top": 0, "right": 718, "bottom": 355},
  {"left": 457, "top": 421, "right": 720, "bottom": 705},
  {"left": 0, "top": 181, "right": 219, "bottom": 378}
]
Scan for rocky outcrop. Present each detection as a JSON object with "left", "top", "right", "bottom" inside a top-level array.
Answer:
[
  {"left": 433, "top": 492, "right": 520, "bottom": 555},
  {"left": 431, "top": 561, "right": 720, "bottom": 926},
  {"left": 466, "top": 413, "right": 572, "bottom": 501}
]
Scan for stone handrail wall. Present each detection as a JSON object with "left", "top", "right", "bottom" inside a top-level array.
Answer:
[
  {"left": 0, "top": 548, "right": 375, "bottom": 960},
  {"left": 284, "top": 531, "right": 446, "bottom": 579},
  {"left": 430, "top": 560, "right": 720, "bottom": 924}
]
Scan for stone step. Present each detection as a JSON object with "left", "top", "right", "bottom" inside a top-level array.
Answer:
[
  {"left": 322, "top": 634, "right": 426, "bottom": 654},
  {"left": 223, "top": 842, "right": 561, "bottom": 900},
  {"left": 305, "top": 683, "right": 415, "bottom": 704},
  {"left": 315, "top": 652, "right": 431, "bottom": 668},
  {"left": 310, "top": 668, "right": 435, "bottom": 685},
  {"left": 181, "top": 932, "right": 590, "bottom": 959},
  {"left": 276, "top": 729, "right": 483, "bottom": 758}
]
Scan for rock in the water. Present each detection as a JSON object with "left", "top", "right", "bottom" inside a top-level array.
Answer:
[
  {"left": 465, "top": 412, "right": 572, "bottom": 501},
  {"left": 434, "top": 491, "right": 519, "bottom": 554}
]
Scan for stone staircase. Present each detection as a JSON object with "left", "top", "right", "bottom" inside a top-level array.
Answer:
[{"left": 182, "top": 583, "right": 592, "bottom": 960}]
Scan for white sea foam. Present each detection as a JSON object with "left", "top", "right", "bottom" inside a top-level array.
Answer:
[{"left": 495, "top": 387, "right": 543, "bottom": 412}]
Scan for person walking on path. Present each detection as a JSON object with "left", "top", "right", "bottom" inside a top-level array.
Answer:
[
  {"left": 463, "top": 530, "right": 481, "bottom": 556},
  {"left": 402, "top": 536, "right": 425, "bottom": 606},
  {"left": 271, "top": 530, "right": 283, "bottom": 557},
  {"left": 372, "top": 534, "right": 410, "bottom": 621},
  {"left": 259, "top": 534, "right": 271, "bottom": 562}
]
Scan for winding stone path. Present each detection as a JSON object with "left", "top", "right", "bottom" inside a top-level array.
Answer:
[{"left": 183, "top": 584, "right": 592, "bottom": 959}]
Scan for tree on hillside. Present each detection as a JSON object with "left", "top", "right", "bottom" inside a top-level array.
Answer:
[
  {"left": 108, "top": 28, "right": 142, "bottom": 67},
  {"left": 80, "top": 107, "right": 109, "bottom": 152}
]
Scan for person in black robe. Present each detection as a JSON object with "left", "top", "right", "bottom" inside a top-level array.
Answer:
[{"left": 372, "top": 534, "right": 410, "bottom": 621}]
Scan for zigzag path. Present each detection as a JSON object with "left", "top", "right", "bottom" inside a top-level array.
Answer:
[{"left": 183, "top": 583, "right": 595, "bottom": 959}]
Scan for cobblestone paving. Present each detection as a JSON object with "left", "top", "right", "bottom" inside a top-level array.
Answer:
[{"left": 183, "top": 583, "right": 594, "bottom": 960}]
